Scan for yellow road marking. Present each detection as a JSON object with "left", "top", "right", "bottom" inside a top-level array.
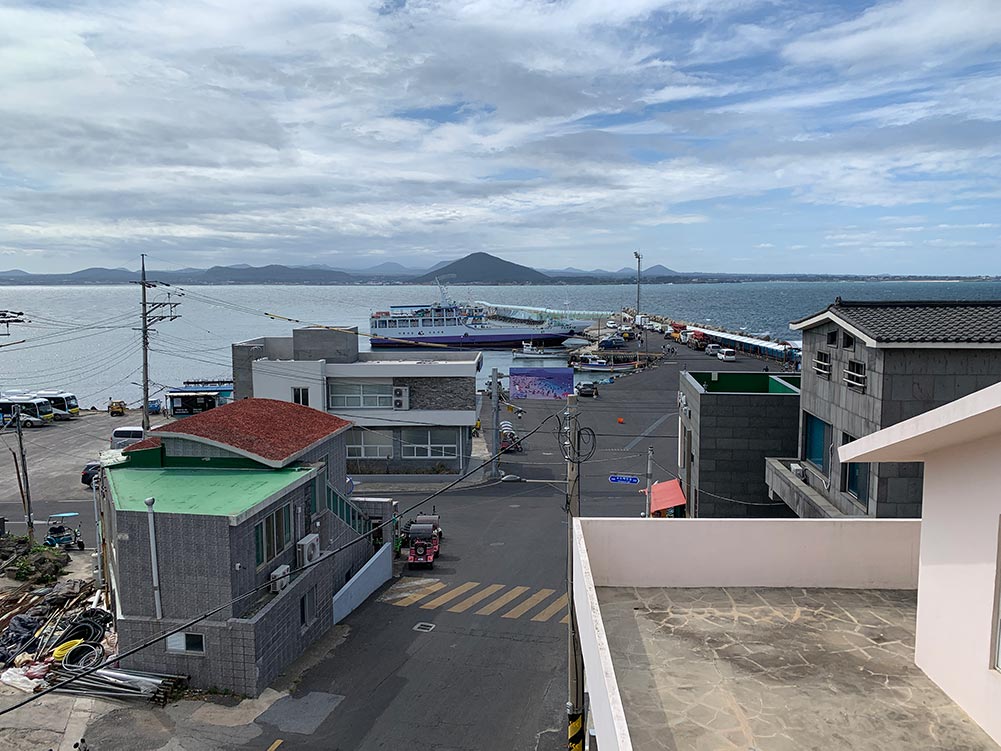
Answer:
[
  {"left": 560, "top": 613, "right": 569, "bottom": 624},
  {"left": 267, "top": 741, "right": 284, "bottom": 751},
  {"left": 502, "top": 588, "right": 556, "bottom": 619},
  {"left": 448, "top": 584, "right": 505, "bottom": 613},
  {"left": 531, "top": 593, "right": 568, "bottom": 622},
  {"left": 420, "top": 582, "right": 480, "bottom": 609},
  {"left": 392, "top": 581, "right": 447, "bottom": 607},
  {"left": 475, "top": 586, "right": 530, "bottom": 615}
]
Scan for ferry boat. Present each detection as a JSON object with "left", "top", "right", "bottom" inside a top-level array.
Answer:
[{"left": 369, "top": 288, "right": 576, "bottom": 349}]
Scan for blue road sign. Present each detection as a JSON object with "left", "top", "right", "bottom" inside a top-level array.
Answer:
[{"left": 608, "top": 474, "right": 640, "bottom": 485}]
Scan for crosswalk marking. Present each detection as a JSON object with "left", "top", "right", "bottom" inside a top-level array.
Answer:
[
  {"left": 420, "top": 581, "right": 480, "bottom": 610},
  {"left": 503, "top": 588, "right": 556, "bottom": 620},
  {"left": 560, "top": 614, "right": 569, "bottom": 624},
  {"left": 392, "top": 581, "right": 447, "bottom": 607},
  {"left": 475, "top": 586, "right": 530, "bottom": 616},
  {"left": 448, "top": 584, "right": 505, "bottom": 613},
  {"left": 531, "top": 593, "right": 568, "bottom": 622}
]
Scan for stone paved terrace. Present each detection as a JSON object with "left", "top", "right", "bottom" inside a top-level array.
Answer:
[{"left": 596, "top": 587, "right": 999, "bottom": 751}]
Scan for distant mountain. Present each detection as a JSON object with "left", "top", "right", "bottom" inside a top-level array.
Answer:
[
  {"left": 362, "top": 261, "right": 422, "bottom": 276},
  {"left": 0, "top": 269, "right": 29, "bottom": 276},
  {"left": 413, "top": 252, "right": 550, "bottom": 284},
  {"left": 428, "top": 260, "right": 452, "bottom": 272},
  {"left": 199, "top": 265, "right": 354, "bottom": 283},
  {"left": 646, "top": 264, "right": 678, "bottom": 276}
]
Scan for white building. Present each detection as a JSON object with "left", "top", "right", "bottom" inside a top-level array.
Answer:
[{"left": 233, "top": 327, "right": 482, "bottom": 476}]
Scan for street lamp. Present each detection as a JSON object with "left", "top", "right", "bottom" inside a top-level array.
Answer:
[{"left": 633, "top": 251, "right": 642, "bottom": 324}]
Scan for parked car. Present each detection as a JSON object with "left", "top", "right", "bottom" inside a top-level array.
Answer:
[
  {"left": 606, "top": 320, "right": 617, "bottom": 329},
  {"left": 717, "top": 348, "right": 737, "bottom": 362},
  {"left": 705, "top": 344, "right": 721, "bottom": 357},
  {"left": 576, "top": 382, "right": 599, "bottom": 398},
  {"left": 598, "top": 336, "right": 626, "bottom": 350},
  {"left": 81, "top": 461, "right": 101, "bottom": 487},
  {"left": 110, "top": 426, "right": 145, "bottom": 450}
]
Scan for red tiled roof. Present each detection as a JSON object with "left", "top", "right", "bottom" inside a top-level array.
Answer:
[
  {"left": 123, "top": 436, "right": 162, "bottom": 453},
  {"left": 152, "top": 398, "right": 351, "bottom": 465}
]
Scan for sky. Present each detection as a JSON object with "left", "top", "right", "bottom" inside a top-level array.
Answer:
[{"left": 1, "top": 0, "right": 1001, "bottom": 276}]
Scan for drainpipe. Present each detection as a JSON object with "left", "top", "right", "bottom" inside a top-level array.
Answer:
[{"left": 144, "top": 497, "right": 163, "bottom": 619}]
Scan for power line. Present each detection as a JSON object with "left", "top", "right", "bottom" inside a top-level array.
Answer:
[
  {"left": 0, "top": 410, "right": 560, "bottom": 717},
  {"left": 651, "top": 458, "right": 787, "bottom": 507}
]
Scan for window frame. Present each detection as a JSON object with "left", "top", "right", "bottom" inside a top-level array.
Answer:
[
  {"left": 291, "top": 386, "right": 310, "bottom": 407},
  {"left": 844, "top": 359, "right": 867, "bottom": 392},
  {"left": 254, "top": 503, "right": 293, "bottom": 569},
  {"left": 840, "top": 433, "right": 870, "bottom": 505},
  {"left": 327, "top": 381, "right": 394, "bottom": 409},
  {"left": 346, "top": 428, "right": 394, "bottom": 459},
  {"left": 166, "top": 632, "right": 205, "bottom": 654},
  {"left": 401, "top": 427, "right": 459, "bottom": 459},
  {"left": 813, "top": 349, "right": 832, "bottom": 379},
  {"left": 300, "top": 586, "right": 317, "bottom": 628},
  {"left": 803, "top": 412, "right": 832, "bottom": 474},
  {"left": 826, "top": 330, "right": 838, "bottom": 346}
]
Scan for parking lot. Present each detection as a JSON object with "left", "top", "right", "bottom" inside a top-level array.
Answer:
[{"left": 0, "top": 409, "right": 170, "bottom": 535}]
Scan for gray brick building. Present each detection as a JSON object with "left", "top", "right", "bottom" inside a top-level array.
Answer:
[
  {"left": 99, "top": 398, "right": 377, "bottom": 696},
  {"left": 679, "top": 371, "right": 801, "bottom": 517},
  {"left": 233, "top": 327, "right": 482, "bottom": 474},
  {"left": 765, "top": 299, "right": 1001, "bottom": 518}
]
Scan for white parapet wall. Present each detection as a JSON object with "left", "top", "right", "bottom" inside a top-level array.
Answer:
[
  {"left": 332, "top": 543, "right": 393, "bottom": 624},
  {"left": 579, "top": 517, "right": 920, "bottom": 590}
]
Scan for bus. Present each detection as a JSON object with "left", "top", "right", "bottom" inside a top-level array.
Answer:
[
  {"left": 0, "top": 396, "right": 54, "bottom": 427},
  {"left": 34, "top": 390, "right": 80, "bottom": 420}
]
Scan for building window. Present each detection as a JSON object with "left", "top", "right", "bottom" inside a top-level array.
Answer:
[
  {"left": 813, "top": 350, "right": 832, "bottom": 379},
  {"left": 826, "top": 330, "right": 838, "bottom": 346},
  {"left": 254, "top": 503, "right": 292, "bottom": 568},
  {"left": 166, "top": 632, "right": 205, "bottom": 654},
  {"left": 844, "top": 360, "right": 867, "bottom": 392},
  {"left": 346, "top": 428, "right": 394, "bottom": 458},
  {"left": 401, "top": 427, "right": 459, "bottom": 459},
  {"left": 327, "top": 382, "right": 393, "bottom": 409},
  {"left": 803, "top": 412, "right": 832, "bottom": 473},
  {"left": 842, "top": 332, "right": 855, "bottom": 349},
  {"left": 300, "top": 587, "right": 316, "bottom": 627},
  {"left": 292, "top": 387, "right": 309, "bottom": 406},
  {"left": 841, "top": 434, "right": 870, "bottom": 504}
]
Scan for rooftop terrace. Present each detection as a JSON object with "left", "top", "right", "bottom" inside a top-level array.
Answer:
[
  {"left": 687, "top": 371, "right": 800, "bottom": 394},
  {"left": 106, "top": 466, "right": 315, "bottom": 522},
  {"left": 598, "top": 586, "right": 995, "bottom": 750}
]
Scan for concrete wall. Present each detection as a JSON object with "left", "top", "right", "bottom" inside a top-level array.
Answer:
[
  {"left": 232, "top": 337, "right": 295, "bottom": 399},
  {"left": 251, "top": 360, "right": 326, "bottom": 410},
  {"left": 680, "top": 372, "right": 799, "bottom": 517},
  {"left": 913, "top": 434, "right": 1001, "bottom": 747},
  {"left": 292, "top": 327, "right": 358, "bottom": 363},
  {"left": 578, "top": 517, "right": 920, "bottom": 589},
  {"left": 393, "top": 376, "right": 476, "bottom": 410},
  {"left": 332, "top": 543, "right": 392, "bottom": 623}
]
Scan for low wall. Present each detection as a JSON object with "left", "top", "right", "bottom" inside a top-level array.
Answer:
[
  {"left": 332, "top": 543, "right": 393, "bottom": 624},
  {"left": 579, "top": 517, "right": 920, "bottom": 589}
]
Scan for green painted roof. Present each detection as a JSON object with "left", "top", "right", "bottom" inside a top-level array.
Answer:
[{"left": 106, "top": 466, "right": 314, "bottom": 518}]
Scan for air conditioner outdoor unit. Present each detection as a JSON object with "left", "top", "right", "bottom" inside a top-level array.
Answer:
[
  {"left": 270, "top": 564, "right": 291, "bottom": 593},
  {"left": 683, "top": 406, "right": 692, "bottom": 419},
  {"left": 393, "top": 386, "right": 410, "bottom": 410},
  {"left": 297, "top": 534, "right": 320, "bottom": 568},
  {"left": 791, "top": 463, "right": 807, "bottom": 481}
]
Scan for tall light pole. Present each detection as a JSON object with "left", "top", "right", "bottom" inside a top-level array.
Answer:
[
  {"left": 564, "top": 394, "right": 585, "bottom": 750},
  {"left": 633, "top": 251, "right": 642, "bottom": 323}
]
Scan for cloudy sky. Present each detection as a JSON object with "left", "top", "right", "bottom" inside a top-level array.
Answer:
[{"left": 2, "top": 0, "right": 1000, "bottom": 275}]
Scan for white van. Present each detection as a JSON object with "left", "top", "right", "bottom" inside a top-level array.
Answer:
[
  {"left": 717, "top": 348, "right": 737, "bottom": 362},
  {"left": 705, "top": 344, "right": 721, "bottom": 357},
  {"left": 110, "top": 426, "right": 145, "bottom": 450}
]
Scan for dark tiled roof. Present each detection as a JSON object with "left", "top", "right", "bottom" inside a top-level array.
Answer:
[
  {"left": 153, "top": 398, "right": 351, "bottom": 464},
  {"left": 793, "top": 299, "right": 1001, "bottom": 344}
]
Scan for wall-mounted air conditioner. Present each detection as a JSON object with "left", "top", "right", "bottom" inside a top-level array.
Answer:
[
  {"left": 270, "top": 564, "right": 291, "bottom": 592},
  {"left": 297, "top": 533, "right": 320, "bottom": 568},
  {"left": 393, "top": 386, "right": 410, "bottom": 410}
]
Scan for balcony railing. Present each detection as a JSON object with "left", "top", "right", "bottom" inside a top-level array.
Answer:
[
  {"left": 812, "top": 358, "right": 831, "bottom": 378},
  {"left": 843, "top": 368, "right": 867, "bottom": 392}
]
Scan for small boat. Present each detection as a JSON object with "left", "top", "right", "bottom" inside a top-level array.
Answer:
[
  {"left": 511, "top": 342, "right": 569, "bottom": 360},
  {"left": 573, "top": 354, "right": 641, "bottom": 373},
  {"left": 561, "top": 337, "right": 590, "bottom": 348}
]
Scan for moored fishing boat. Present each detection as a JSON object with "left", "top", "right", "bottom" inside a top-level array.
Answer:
[
  {"left": 511, "top": 342, "right": 569, "bottom": 360},
  {"left": 573, "top": 354, "right": 641, "bottom": 373}
]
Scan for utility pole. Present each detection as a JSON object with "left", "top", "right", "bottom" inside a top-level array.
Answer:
[
  {"left": 645, "top": 445, "right": 654, "bottom": 517},
  {"left": 490, "top": 367, "right": 501, "bottom": 478},
  {"left": 565, "top": 393, "right": 586, "bottom": 750},
  {"left": 133, "top": 254, "right": 179, "bottom": 431},
  {"left": 13, "top": 406, "right": 34, "bottom": 542},
  {"left": 633, "top": 251, "right": 642, "bottom": 324}
]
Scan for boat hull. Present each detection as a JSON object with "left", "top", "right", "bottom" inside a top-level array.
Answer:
[
  {"left": 371, "top": 331, "right": 573, "bottom": 349},
  {"left": 574, "top": 363, "right": 640, "bottom": 373}
]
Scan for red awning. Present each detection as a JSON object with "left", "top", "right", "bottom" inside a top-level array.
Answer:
[{"left": 642, "top": 479, "right": 687, "bottom": 514}]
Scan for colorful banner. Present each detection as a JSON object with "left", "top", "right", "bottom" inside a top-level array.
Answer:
[{"left": 509, "top": 367, "right": 574, "bottom": 400}]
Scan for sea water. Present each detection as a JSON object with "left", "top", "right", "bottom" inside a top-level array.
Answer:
[{"left": 2, "top": 280, "right": 1000, "bottom": 405}]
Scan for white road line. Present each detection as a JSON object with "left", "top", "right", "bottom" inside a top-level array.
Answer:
[{"left": 624, "top": 412, "right": 676, "bottom": 451}]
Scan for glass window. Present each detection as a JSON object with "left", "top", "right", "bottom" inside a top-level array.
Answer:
[
  {"left": 166, "top": 632, "right": 205, "bottom": 654},
  {"left": 826, "top": 330, "right": 838, "bottom": 346},
  {"left": 346, "top": 428, "right": 393, "bottom": 458},
  {"left": 803, "top": 412, "right": 831, "bottom": 472},
  {"left": 292, "top": 387, "right": 309, "bottom": 406},
  {"left": 401, "top": 427, "right": 459, "bottom": 459},
  {"left": 813, "top": 350, "right": 831, "bottom": 379},
  {"left": 842, "top": 332, "right": 855, "bottom": 349},
  {"left": 255, "top": 504, "right": 292, "bottom": 568},
  {"left": 327, "top": 382, "right": 393, "bottom": 409},
  {"left": 300, "top": 587, "right": 316, "bottom": 626}
]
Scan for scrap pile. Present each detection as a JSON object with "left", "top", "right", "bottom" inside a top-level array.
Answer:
[{"left": 0, "top": 579, "right": 187, "bottom": 703}]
